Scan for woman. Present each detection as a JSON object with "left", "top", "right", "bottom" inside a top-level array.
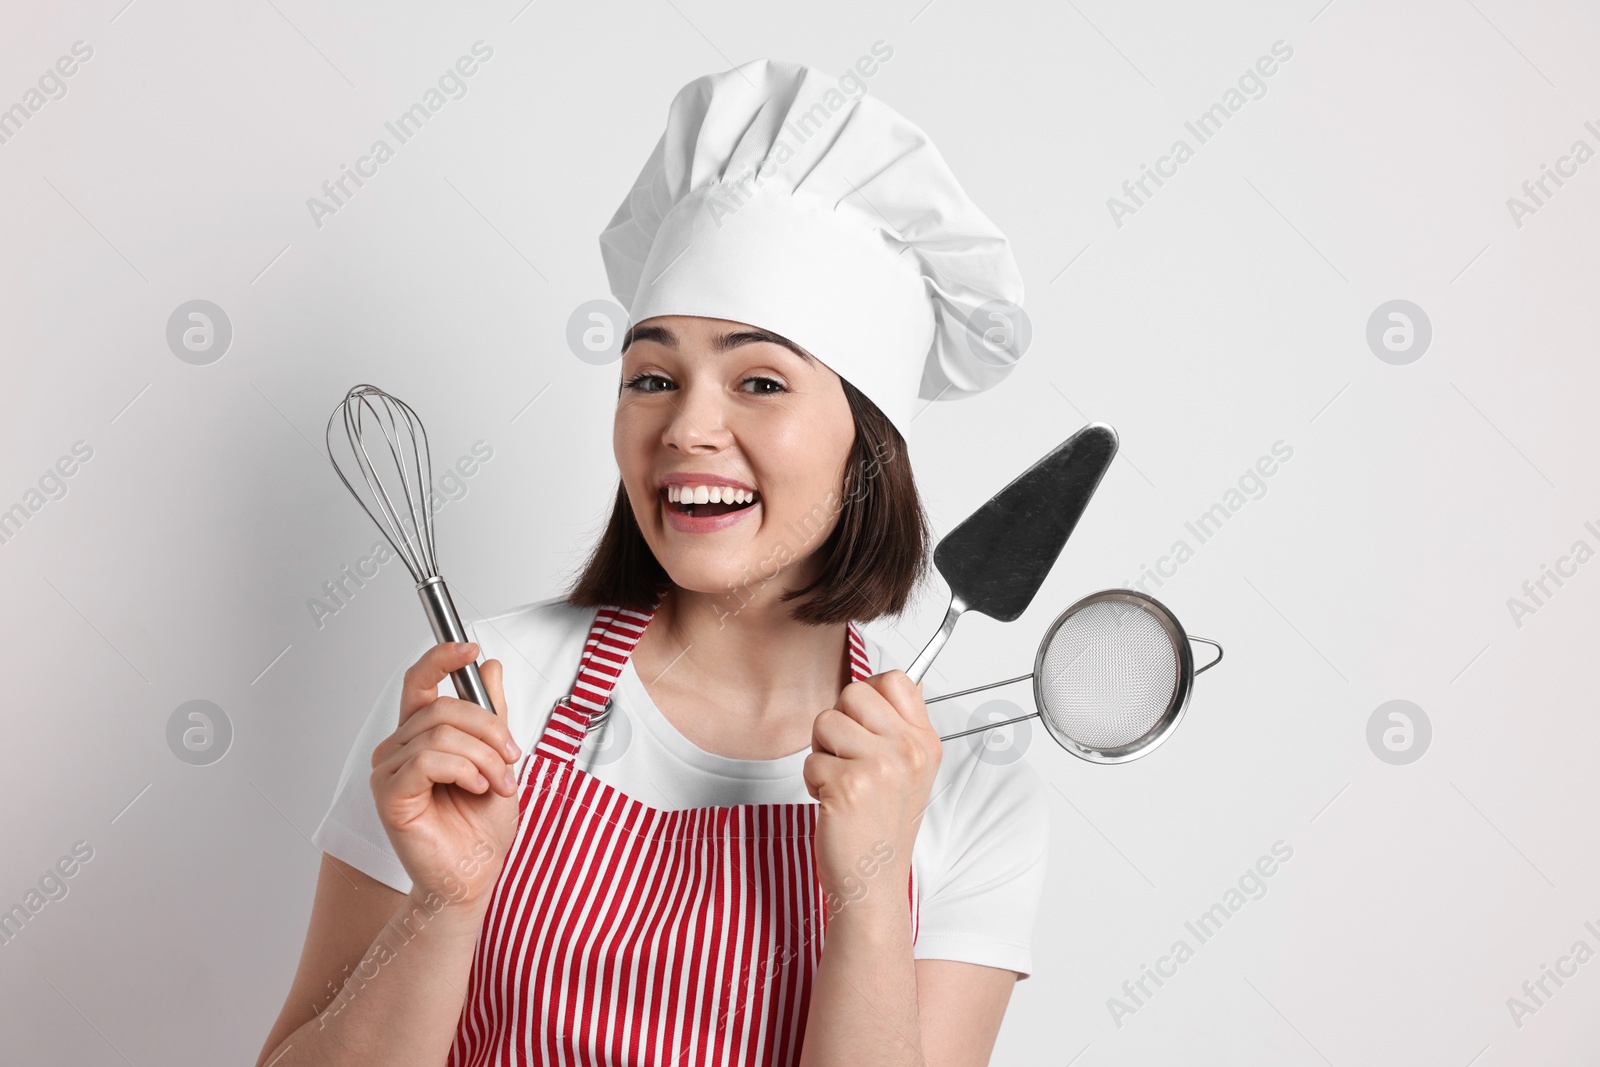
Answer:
[{"left": 258, "top": 59, "right": 1048, "bottom": 1066}]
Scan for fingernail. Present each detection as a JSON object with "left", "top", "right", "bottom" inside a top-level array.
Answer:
[
  {"left": 502, "top": 769, "right": 516, "bottom": 791},
  {"left": 504, "top": 739, "right": 521, "bottom": 760}
]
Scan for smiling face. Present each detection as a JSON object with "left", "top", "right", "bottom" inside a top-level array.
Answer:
[{"left": 614, "top": 314, "right": 857, "bottom": 606}]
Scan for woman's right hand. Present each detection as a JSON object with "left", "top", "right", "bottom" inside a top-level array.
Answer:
[{"left": 370, "top": 642, "right": 522, "bottom": 912}]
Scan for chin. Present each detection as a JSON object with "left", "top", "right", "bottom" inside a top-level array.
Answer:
[{"left": 660, "top": 558, "right": 756, "bottom": 599}]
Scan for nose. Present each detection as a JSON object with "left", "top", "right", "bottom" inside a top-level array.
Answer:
[{"left": 660, "top": 380, "right": 734, "bottom": 453}]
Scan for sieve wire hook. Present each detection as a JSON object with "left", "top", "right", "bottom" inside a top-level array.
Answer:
[{"left": 1190, "top": 635, "right": 1224, "bottom": 675}]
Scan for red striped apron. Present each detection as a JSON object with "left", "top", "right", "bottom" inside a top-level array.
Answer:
[{"left": 446, "top": 602, "right": 919, "bottom": 1067}]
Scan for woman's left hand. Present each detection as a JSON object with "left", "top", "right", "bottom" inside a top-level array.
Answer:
[{"left": 803, "top": 669, "right": 942, "bottom": 918}]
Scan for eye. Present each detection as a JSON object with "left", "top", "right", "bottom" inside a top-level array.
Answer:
[
  {"left": 742, "top": 376, "right": 788, "bottom": 395},
  {"left": 622, "top": 373, "right": 671, "bottom": 393}
]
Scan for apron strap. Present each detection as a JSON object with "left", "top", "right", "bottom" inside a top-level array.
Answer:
[
  {"left": 533, "top": 596, "right": 875, "bottom": 764},
  {"left": 533, "top": 602, "right": 653, "bottom": 762}
]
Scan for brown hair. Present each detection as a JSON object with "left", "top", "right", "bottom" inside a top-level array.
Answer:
[{"left": 558, "top": 376, "right": 931, "bottom": 626}]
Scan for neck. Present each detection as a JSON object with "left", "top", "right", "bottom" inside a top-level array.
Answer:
[{"left": 641, "top": 583, "right": 850, "bottom": 721}]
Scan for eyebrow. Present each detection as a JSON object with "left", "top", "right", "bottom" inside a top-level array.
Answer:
[{"left": 620, "top": 323, "right": 816, "bottom": 365}]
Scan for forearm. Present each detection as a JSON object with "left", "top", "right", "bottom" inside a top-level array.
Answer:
[
  {"left": 798, "top": 875, "right": 924, "bottom": 1067},
  {"left": 260, "top": 891, "right": 485, "bottom": 1066}
]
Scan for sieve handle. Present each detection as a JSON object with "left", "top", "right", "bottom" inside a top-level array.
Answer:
[
  {"left": 924, "top": 669, "right": 1042, "bottom": 742},
  {"left": 937, "top": 708, "right": 1041, "bottom": 743},
  {"left": 416, "top": 576, "right": 496, "bottom": 714},
  {"left": 923, "top": 671, "right": 1034, "bottom": 705}
]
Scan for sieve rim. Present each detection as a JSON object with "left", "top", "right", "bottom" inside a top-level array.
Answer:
[{"left": 1032, "top": 588, "right": 1195, "bottom": 764}]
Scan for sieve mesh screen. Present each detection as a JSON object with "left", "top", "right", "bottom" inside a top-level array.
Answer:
[{"left": 1037, "top": 599, "right": 1178, "bottom": 749}]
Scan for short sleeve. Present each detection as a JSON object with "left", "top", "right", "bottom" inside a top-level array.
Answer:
[
  {"left": 912, "top": 748, "right": 1052, "bottom": 981},
  {"left": 308, "top": 638, "right": 431, "bottom": 895}
]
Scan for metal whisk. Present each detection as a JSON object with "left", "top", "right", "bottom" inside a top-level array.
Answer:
[{"left": 324, "top": 384, "right": 494, "bottom": 713}]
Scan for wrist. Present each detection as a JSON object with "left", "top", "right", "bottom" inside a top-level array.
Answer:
[
  {"left": 395, "top": 887, "right": 491, "bottom": 941},
  {"left": 821, "top": 869, "right": 910, "bottom": 928},
  {"left": 820, "top": 833, "right": 907, "bottom": 902},
  {"left": 823, "top": 890, "right": 912, "bottom": 949}
]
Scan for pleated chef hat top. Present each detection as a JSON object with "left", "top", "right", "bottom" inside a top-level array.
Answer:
[{"left": 598, "top": 57, "right": 1026, "bottom": 436}]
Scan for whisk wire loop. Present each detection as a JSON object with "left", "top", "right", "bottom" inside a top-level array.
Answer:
[
  {"left": 326, "top": 385, "right": 442, "bottom": 583},
  {"left": 324, "top": 383, "right": 495, "bottom": 713}
]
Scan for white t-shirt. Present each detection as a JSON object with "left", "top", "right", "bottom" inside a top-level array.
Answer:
[{"left": 310, "top": 596, "right": 1051, "bottom": 979}]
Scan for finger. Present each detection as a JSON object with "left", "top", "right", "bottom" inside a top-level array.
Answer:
[
  {"left": 811, "top": 706, "right": 876, "bottom": 760},
  {"left": 385, "top": 748, "right": 498, "bottom": 804},
  {"left": 835, "top": 679, "right": 903, "bottom": 737},
  {"left": 409, "top": 723, "right": 515, "bottom": 796},
  {"left": 400, "top": 642, "right": 483, "bottom": 722},
  {"left": 378, "top": 696, "right": 520, "bottom": 769},
  {"left": 384, "top": 722, "right": 517, "bottom": 797},
  {"left": 864, "top": 670, "right": 932, "bottom": 728},
  {"left": 802, "top": 751, "right": 848, "bottom": 801},
  {"left": 480, "top": 658, "right": 509, "bottom": 720}
]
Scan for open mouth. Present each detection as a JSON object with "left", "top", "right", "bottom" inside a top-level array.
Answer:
[{"left": 661, "top": 487, "right": 759, "bottom": 519}]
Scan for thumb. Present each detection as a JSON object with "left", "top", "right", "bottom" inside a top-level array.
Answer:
[{"left": 480, "top": 658, "right": 508, "bottom": 718}]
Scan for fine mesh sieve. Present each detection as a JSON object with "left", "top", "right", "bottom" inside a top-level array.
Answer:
[{"left": 926, "top": 589, "right": 1222, "bottom": 764}]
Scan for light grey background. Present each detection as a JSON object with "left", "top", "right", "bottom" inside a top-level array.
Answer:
[{"left": 2, "top": 0, "right": 1596, "bottom": 1063}]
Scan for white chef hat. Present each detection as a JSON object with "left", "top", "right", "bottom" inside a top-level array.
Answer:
[{"left": 598, "top": 57, "right": 1026, "bottom": 436}]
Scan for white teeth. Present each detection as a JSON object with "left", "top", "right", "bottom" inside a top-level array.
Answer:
[{"left": 665, "top": 484, "right": 756, "bottom": 504}]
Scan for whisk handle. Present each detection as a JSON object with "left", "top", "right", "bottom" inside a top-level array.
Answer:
[{"left": 417, "top": 576, "right": 496, "bottom": 714}]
